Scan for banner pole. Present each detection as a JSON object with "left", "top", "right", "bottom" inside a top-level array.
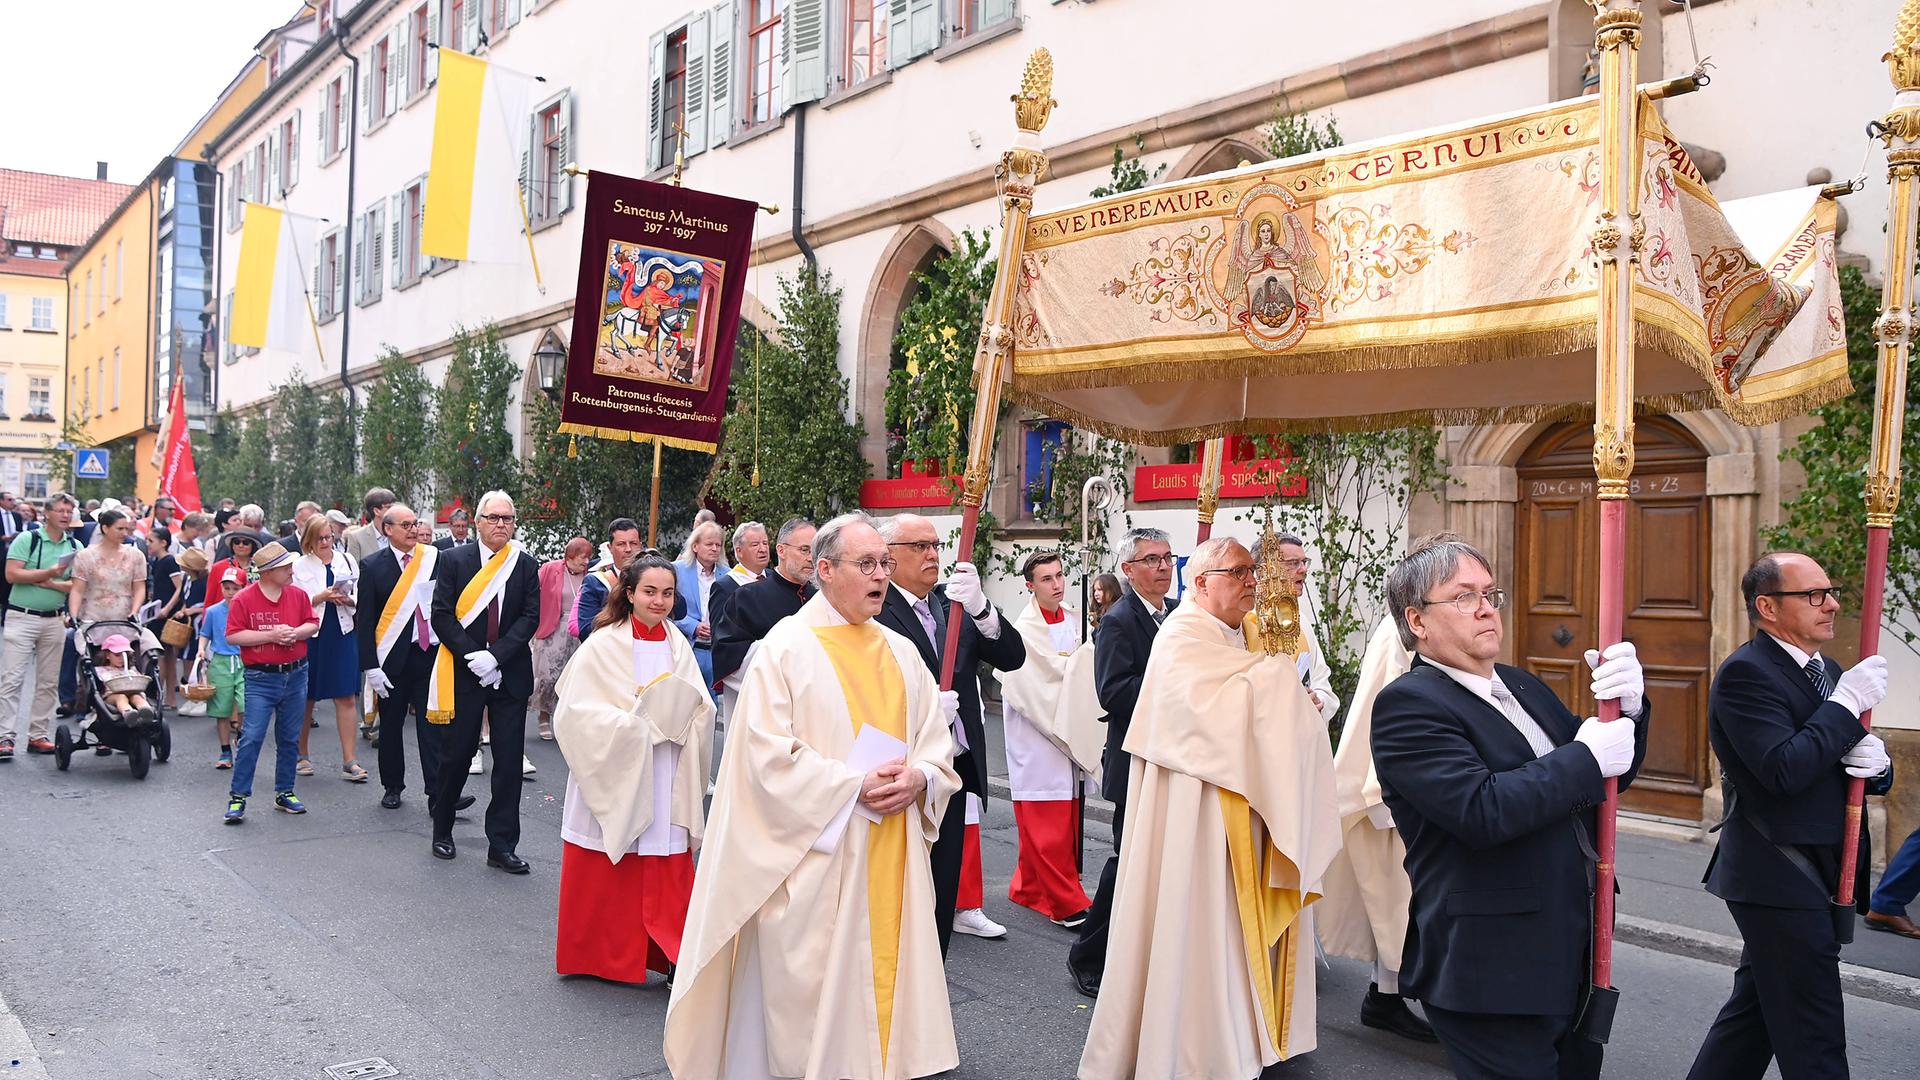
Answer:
[
  {"left": 1585, "top": 0, "right": 1643, "bottom": 1034},
  {"left": 649, "top": 440, "right": 664, "bottom": 549},
  {"left": 1195, "top": 437, "right": 1225, "bottom": 544},
  {"left": 939, "top": 50, "right": 1057, "bottom": 690},
  {"left": 1837, "top": 0, "right": 1920, "bottom": 909}
]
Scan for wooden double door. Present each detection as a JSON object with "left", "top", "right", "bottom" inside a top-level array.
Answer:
[{"left": 1514, "top": 419, "right": 1712, "bottom": 820}]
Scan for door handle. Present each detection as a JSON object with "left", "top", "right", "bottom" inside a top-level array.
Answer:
[{"left": 1552, "top": 624, "right": 1574, "bottom": 648}]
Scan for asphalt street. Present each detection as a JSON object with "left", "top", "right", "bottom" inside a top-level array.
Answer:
[{"left": 1, "top": 710, "right": 1917, "bottom": 1079}]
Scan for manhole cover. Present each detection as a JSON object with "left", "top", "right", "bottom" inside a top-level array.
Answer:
[{"left": 324, "top": 1059, "right": 399, "bottom": 1080}]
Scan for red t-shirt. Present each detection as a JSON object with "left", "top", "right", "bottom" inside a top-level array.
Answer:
[{"left": 226, "top": 581, "right": 318, "bottom": 666}]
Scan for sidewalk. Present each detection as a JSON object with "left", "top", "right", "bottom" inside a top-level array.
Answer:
[{"left": 980, "top": 707, "right": 1920, "bottom": 1004}]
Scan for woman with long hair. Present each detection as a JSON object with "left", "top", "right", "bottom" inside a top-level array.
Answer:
[
  {"left": 1089, "top": 572, "right": 1124, "bottom": 632},
  {"left": 291, "top": 514, "right": 365, "bottom": 782},
  {"left": 552, "top": 554, "right": 715, "bottom": 984}
]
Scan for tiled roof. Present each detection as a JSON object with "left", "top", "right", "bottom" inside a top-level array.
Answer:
[{"left": 0, "top": 168, "right": 134, "bottom": 249}]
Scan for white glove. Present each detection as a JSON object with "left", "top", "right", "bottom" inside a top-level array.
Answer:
[
  {"left": 1573, "top": 715, "right": 1636, "bottom": 779},
  {"left": 480, "top": 668, "right": 504, "bottom": 690},
  {"left": 942, "top": 562, "right": 989, "bottom": 618},
  {"left": 939, "top": 689, "right": 960, "bottom": 727},
  {"left": 465, "top": 650, "right": 500, "bottom": 681},
  {"left": 1584, "top": 641, "right": 1645, "bottom": 717},
  {"left": 1831, "top": 654, "right": 1889, "bottom": 717},
  {"left": 363, "top": 669, "right": 394, "bottom": 699},
  {"left": 1841, "top": 732, "right": 1891, "bottom": 779}
]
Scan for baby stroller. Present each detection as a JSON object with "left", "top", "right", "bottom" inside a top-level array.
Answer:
[{"left": 53, "top": 620, "right": 172, "bottom": 779}]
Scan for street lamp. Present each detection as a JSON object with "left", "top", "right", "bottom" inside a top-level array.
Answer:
[{"left": 534, "top": 338, "right": 567, "bottom": 399}]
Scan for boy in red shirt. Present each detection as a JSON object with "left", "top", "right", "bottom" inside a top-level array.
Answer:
[{"left": 222, "top": 542, "right": 320, "bottom": 823}]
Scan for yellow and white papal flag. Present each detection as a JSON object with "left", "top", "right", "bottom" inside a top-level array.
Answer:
[
  {"left": 422, "top": 50, "right": 536, "bottom": 264},
  {"left": 230, "top": 202, "right": 319, "bottom": 353}
]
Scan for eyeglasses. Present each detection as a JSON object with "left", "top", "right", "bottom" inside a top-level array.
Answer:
[
  {"left": 1126, "top": 554, "right": 1174, "bottom": 568},
  {"left": 1762, "top": 588, "right": 1841, "bottom": 608},
  {"left": 1197, "top": 565, "right": 1256, "bottom": 582},
  {"left": 478, "top": 513, "right": 517, "bottom": 524},
  {"left": 1279, "top": 557, "right": 1312, "bottom": 571},
  {"left": 832, "top": 556, "right": 897, "bottom": 578},
  {"left": 386, "top": 520, "right": 418, "bottom": 531},
  {"left": 887, "top": 540, "right": 941, "bottom": 555},
  {"left": 1419, "top": 588, "right": 1508, "bottom": 614}
]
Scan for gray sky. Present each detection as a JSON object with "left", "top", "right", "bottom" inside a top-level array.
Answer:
[{"left": 1, "top": 1, "right": 289, "bottom": 182}]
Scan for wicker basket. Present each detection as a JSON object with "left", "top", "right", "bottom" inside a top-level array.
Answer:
[
  {"left": 184, "top": 658, "right": 216, "bottom": 702},
  {"left": 160, "top": 616, "right": 194, "bottom": 648}
]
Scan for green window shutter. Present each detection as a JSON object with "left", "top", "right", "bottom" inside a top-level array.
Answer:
[
  {"left": 389, "top": 193, "right": 406, "bottom": 288},
  {"left": 783, "top": 0, "right": 827, "bottom": 107},
  {"left": 981, "top": 0, "right": 1015, "bottom": 29},
  {"left": 708, "top": 2, "right": 736, "bottom": 147},
  {"left": 427, "top": 6, "right": 441, "bottom": 84},
  {"left": 646, "top": 30, "right": 665, "bottom": 173},
  {"left": 683, "top": 12, "right": 710, "bottom": 156},
  {"left": 556, "top": 91, "right": 574, "bottom": 214}
]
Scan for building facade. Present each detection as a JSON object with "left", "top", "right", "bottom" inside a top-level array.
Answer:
[
  {"left": 0, "top": 167, "right": 130, "bottom": 498},
  {"left": 206, "top": 0, "right": 1913, "bottom": 832}
]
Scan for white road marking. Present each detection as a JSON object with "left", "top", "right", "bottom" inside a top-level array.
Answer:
[{"left": 0, "top": 987, "right": 50, "bottom": 1079}]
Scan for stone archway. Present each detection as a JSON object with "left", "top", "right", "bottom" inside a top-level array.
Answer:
[
  {"left": 1168, "top": 137, "right": 1267, "bottom": 180},
  {"left": 856, "top": 219, "right": 958, "bottom": 479},
  {"left": 517, "top": 326, "right": 568, "bottom": 461}
]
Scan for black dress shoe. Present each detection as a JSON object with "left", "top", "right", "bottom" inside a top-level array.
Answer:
[
  {"left": 1360, "top": 984, "right": 1438, "bottom": 1043},
  {"left": 454, "top": 794, "right": 476, "bottom": 812},
  {"left": 1069, "top": 962, "right": 1101, "bottom": 998},
  {"left": 431, "top": 837, "right": 456, "bottom": 860},
  {"left": 380, "top": 789, "right": 403, "bottom": 810},
  {"left": 487, "top": 850, "right": 531, "bottom": 875}
]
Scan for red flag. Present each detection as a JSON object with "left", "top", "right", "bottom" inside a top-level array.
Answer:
[{"left": 157, "top": 379, "right": 202, "bottom": 516}]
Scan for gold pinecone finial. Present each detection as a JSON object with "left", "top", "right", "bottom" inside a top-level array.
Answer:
[
  {"left": 1889, "top": 0, "right": 1920, "bottom": 90},
  {"left": 1013, "top": 48, "right": 1056, "bottom": 134}
]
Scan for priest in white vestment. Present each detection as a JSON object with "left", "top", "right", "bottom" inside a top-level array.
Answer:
[
  {"left": 1080, "top": 537, "right": 1341, "bottom": 1080},
  {"left": 995, "top": 550, "right": 1097, "bottom": 925},
  {"left": 1313, "top": 616, "right": 1435, "bottom": 1042},
  {"left": 664, "top": 513, "right": 963, "bottom": 1080},
  {"left": 551, "top": 555, "right": 715, "bottom": 984}
]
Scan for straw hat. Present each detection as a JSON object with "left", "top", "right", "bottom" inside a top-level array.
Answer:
[
  {"left": 252, "top": 541, "right": 296, "bottom": 573},
  {"left": 177, "top": 548, "right": 210, "bottom": 573}
]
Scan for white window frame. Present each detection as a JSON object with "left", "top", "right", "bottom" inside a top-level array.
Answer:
[
  {"left": 0, "top": 293, "right": 9, "bottom": 329},
  {"left": 30, "top": 297, "right": 53, "bottom": 332},
  {"left": 94, "top": 359, "right": 104, "bottom": 418},
  {"left": 82, "top": 272, "right": 92, "bottom": 327},
  {"left": 112, "top": 348, "right": 121, "bottom": 410},
  {"left": 315, "top": 227, "right": 344, "bottom": 323},
  {"left": 28, "top": 376, "right": 51, "bottom": 418},
  {"left": 22, "top": 459, "right": 48, "bottom": 501},
  {"left": 98, "top": 256, "right": 107, "bottom": 314},
  {"left": 527, "top": 89, "right": 573, "bottom": 229}
]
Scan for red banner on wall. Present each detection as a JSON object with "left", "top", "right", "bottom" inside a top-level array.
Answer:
[
  {"left": 560, "top": 172, "right": 759, "bottom": 454},
  {"left": 1132, "top": 459, "right": 1308, "bottom": 502}
]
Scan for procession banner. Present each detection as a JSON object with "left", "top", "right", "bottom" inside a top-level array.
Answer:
[
  {"left": 1006, "top": 95, "right": 1850, "bottom": 443},
  {"left": 560, "top": 172, "right": 758, "bottom": 453},
  {"left": 156, "top": 378, "right": 203, "bottom": 514}
]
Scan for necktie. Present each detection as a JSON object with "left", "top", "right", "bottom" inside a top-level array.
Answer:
[
  {"left": 487, "top": 594, "right": 501, "bottom": 645},
  {"left": 1490, "top": 679, "right": 1558, "bottom": 758},
  {"left": 912, "top": 597, "right": 939, "bottom": 654},
  {"left": 1804, "top": 657, "right": 1831, "bottom": 698},
  {"left": 404, "top": 552, "right": 432, "bottom": 651},
  {"left": 1152, "top": 607, "right": 1166, "bottom": 625}
]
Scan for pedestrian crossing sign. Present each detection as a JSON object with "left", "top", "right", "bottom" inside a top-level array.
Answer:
[{"left": 73, "top": 448, "right": 109, "bottom": 481}]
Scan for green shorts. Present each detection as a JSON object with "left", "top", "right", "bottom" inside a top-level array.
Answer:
[{"left": 208, "top": 654, "right": 246, "bottom": 718}]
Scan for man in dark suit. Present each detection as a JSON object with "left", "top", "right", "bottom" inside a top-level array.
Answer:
[
  {"left": 1371, "top": 533, "right": 1648, "bottom": 1080},
  {"left": 1686, "top": 552, "right": 1891, "bottom": 1080},
  {"left": 0, "top": 491, "right": 23, "bottom": 623},
  {"left": 356, "top": 503, "right": 469, "bottom": 817},
  {"left": 706, "top": 520, "right": 769, "bottom": 641},
  {"left": 434, "top": 508, "right": 473, "bottom": 550},
  {"left": 427, "top": 491, "right": 542, "bottom": 873},
  {"left": 874, "top": 513, "right": 1025, "bottom": 952},
  {"left": 1067, "top": 526, "right": 1174, "bottom": 997}
]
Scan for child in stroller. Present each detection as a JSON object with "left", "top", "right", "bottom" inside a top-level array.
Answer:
[{"left": 94, "top": 633, "right": 155, "bottom": 724}]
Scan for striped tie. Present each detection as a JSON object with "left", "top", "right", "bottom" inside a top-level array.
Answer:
[{"left": 1804, "top": 657, "right": 1831, "bottom": 698}]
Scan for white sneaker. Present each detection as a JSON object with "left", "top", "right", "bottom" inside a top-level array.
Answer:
[
  {"left": 952, "top": 908, "right": 1007, "bottom": 939},
  {"left": 522, "top": 754, "right": 537, "bottom": 776},
  {"left": 468, "top": 752, "right": 483, "bottom": 775}
]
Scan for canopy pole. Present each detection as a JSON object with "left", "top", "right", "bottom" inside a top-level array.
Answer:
[
  {"left": 940, "top": 50, "right": 1057, "bottom": 690},
  {"left": 1837, "top": 0, "right": 1920, "bottom": 909},
  {"left": 1587, "top": 0, "right": 1644, "bottom": 1020},
  {"left": 1195, "top": 437, "right": 1226, "bottom": 544}
]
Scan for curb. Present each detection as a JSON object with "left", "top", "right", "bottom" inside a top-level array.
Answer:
[
  {"left": 1615, "top": 914, "right": 1920, "bottom": 1010},
  {"left": 985, "top": 774, "right": 1920, "bottom": 1009}
]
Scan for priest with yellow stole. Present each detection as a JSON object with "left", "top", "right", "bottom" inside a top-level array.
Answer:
[
  {"left": 664, "top": 512, "right": 963, "bottom": 1080},
  {"left": 1080, "top": 536, "right": 1341, "bottom": 1080}
]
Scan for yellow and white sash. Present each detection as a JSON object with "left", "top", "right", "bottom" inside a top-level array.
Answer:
[
  {"left": 426, "top": 540, "right": 524, "bottom": 722},
  {"left": 372, "top": 544, "right": 438, "bottom": 669}
]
